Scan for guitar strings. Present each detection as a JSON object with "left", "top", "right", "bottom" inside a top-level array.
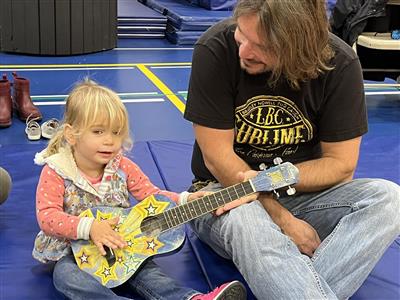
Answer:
[
  {"left": 150, "top": 168, "right": 287, "bottom": 231},
  {"left": 115, "top": 168, "right": 280, "bottom": 236},
  {"left": 139, "top": 182, "right": 256, "bottom": 233}
]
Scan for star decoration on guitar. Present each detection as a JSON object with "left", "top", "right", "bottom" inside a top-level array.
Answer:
[
  {"left": 135, "top": 195, "right": 169, "bottom": 218},
  {"left": 124, "top": 235, "right": 143, "bottom": 254},
  {"left": 113, "top": 223, "right": 122, "bottom": 232},
  {"left": 79, "top": 253, "right": 89, "bottom": 264},
  {"left": 145, "top": 203, "right": 157, "bottom": 215},
  {"left": 74, "top": 247, "right": 97, "bottom": 269},
  {"left": 115, "top": 254, "right": 124, "bottom": 264},
  {"left": 94, "top": 261, "right": 118, "bottom": 285},
  {"left": 127, "top": 239, "right": 134, "bottom": 247},
  {"left": 79, "top": 209, "right": 94, "bottom": 218},
  {"left": 146, "top": 239, "right": 157, "bottom": 251},
  {"left": 123, "top": 256, "right": 143, "bottom": 274},
  {"left": 142, "top": 237, "right": 164, "bottom": 254},
  {"left": 96, "top": 210, "right": 114, "bottom": 221}
]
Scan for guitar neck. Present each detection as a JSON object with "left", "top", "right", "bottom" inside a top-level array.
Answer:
[{"left": 161, "top": 180, "right": 255, "bottom": 230}]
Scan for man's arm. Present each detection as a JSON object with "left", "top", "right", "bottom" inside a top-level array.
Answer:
[
  {"left": 194, "top": 124, "right": 250, "bottom": 187},
  {"left": 195, "top": 123, "right": 361, "bottom": 200},
  {"left": 294, "top": 137, "right": 361, "bottom": 192},
  {"left": 195, "top": 124, "right": 362, "bottom": 255}
]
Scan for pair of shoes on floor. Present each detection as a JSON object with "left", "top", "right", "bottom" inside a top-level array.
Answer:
[
  {"left": 0, "top": 72, "right": 42, "bottom": 128},
  {"left": 191, "top": 281, "right": 247, "bottom": 300},
  {"left": 25, "top": 116, "right": 59, "bottom": 141}
]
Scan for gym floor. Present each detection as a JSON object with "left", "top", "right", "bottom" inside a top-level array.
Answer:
[{"left": 0, "top": 38, "right": 399, "bottom": 299}]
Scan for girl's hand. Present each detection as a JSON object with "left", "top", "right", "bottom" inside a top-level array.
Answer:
[{"left": 89, "top": 217, "right": 127, "bottom": 256}]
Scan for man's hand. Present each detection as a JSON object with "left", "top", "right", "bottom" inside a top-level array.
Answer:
[
  {"left": 214, "top": 170, "right": 259, "bottom": 216},
  {"left": 281, "top": 216, "right": 321, "bottom": 257},
  {"left": 259, "top": 195, "right": 320, "bottom": 257},
  {"left": 187, "top": 190, "right": 210, "bottom": 201},
  {"left": 89, "top": 217, "right": 127, "bottom": 256}
]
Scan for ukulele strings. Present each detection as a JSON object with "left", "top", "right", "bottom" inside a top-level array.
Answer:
[
  {"left": 119, "top": 176, "right": 266, "bottom": 235},
  {"left": 139, "top": 182, "right": 257, "bottom": 234}
]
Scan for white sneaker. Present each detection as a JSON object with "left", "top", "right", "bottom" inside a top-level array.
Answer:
[
  {"left": 25, "top": 115, "right": 41, "bottom": 141},
  {"left": 41, "top": 118, "right": 60, "bottom": 139}
]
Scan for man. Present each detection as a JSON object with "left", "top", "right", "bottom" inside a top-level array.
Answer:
[{"left": 184, "top": 0, "right": 400, "bottom": 299}]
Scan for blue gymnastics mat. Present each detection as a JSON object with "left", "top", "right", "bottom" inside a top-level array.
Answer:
[
  {"left": 139, "top": 0, "right": 232, "bottom": 31},
  {"left": 165, "top": 24, "right": 203, "bottom": 45},
  {"left": 118, "top": 0, "right": 167, "bottom": 23},
  {"left": 118, "top": 31, "right": 166, "bottom": 39},
  {"left": 118, "top": 0, "right": 167, "bottom": 38},
  {"left": 118, "top": 25, "right": 166, "bottom": 34}
]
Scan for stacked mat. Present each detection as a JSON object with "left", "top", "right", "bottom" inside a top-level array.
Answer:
[
  {"left": 117, "top": 0, "right": 338, "bottom": 42},
  {"left": 186, "top": 0, "right": 237, "bottom": 11},
  {"left": 118, "top": 0, "right": 167, "bottom": 39},
  {"left": 139, "top": 0, "right": 233, "bottom": 45}
]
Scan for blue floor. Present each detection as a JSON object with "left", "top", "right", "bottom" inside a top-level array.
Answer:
[{"left": 0, "top": 38, "right": 399, "bottom": 299}]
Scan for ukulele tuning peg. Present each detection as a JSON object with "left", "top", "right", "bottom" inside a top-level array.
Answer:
[
  {"left": 286, "top": 186, "right": 296, "bottom": 196},
  {"left": 273, "top": 157, "right": 283, "bottom": 165},
  {"left": 273, "top": 189, "right": 280, "bottom": 199},
  {"left": 259, "top": 163, "right": 267, "bottom": 170}
]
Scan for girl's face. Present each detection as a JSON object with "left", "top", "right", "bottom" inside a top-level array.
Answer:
[{"left": 66, "top": 121, "right": 124, "bottom": 175}]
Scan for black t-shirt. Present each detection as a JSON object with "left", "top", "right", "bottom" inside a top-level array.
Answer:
[{"left": 184, "top": 19, "right": 368, "bottom": 181}]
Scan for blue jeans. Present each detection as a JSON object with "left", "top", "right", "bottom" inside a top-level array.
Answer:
[
  {"left": 53, "top": 255, "right": 198, "bottom": 300},
  {"left": 190, "top": 178, "right": 400, "bottom": 300}
]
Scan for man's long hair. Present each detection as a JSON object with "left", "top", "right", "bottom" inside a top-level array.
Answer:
[{"left": 234, "top": 0, "right": 334, "bottom": 89}]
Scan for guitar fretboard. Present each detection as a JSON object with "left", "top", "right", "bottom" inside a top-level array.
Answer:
[{"left": 160, "top": 181, "right": 255, "bottom": 231}]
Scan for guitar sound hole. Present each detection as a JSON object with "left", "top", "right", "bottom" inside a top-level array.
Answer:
[{"left": 141, "top": 216, "right": 162, "bottom": 236}]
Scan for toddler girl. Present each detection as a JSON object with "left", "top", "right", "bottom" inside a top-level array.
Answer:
[{"left": 32, "top": 80, "right": 246, "bottom": 300}]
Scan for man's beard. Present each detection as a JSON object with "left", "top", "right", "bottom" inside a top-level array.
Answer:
[{"left": 240, "top": 59, "right": 270, "bottom": 75}]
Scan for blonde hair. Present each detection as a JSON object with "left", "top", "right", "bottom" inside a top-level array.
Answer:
[
  {"left": 234, "top": 0, "right": 334, "bottom": 89},
  {"left": 43, "top": 79, "right": 132, "bottom": 157}
]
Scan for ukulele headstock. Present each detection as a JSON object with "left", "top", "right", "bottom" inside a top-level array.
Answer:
[{"left": 251, "top": 159, "right": 299, "bottom": 196}]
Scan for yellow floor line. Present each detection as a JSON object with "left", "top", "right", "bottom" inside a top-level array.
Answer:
[
  {"left": 137, "top": 64, "right": 185, "bottom": 114},
  {"left": 0, "top": 62, "right": 191, "bottom": 69}
]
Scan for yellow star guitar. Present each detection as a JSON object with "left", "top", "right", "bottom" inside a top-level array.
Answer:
[{"left": 71, "top": 160, "right": 299, "bottom": 287}]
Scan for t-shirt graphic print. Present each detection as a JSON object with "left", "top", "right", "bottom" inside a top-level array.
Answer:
[{"left": 235, "top": 95, "right": 313, "bottom": 164}]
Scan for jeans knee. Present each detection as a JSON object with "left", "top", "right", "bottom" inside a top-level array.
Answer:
[
  {"left": 223, "top": 202, "right": 253, "bottom": 229},
  {"left": 221, "top": 201, "right": 275, "bottom": 238},
  {"left": 53, "top": 256, "right": 79, "bottom": 293},
  {"left": 380, "top": 179, "right": 400, "bottom": 224},
  {"left": 363, "top": 179, "right": 400, "bottom": 227},
  {"left": 53, "top": 264, "right": 65, "bottom": 292}
]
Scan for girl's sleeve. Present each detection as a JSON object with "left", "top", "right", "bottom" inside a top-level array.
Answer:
[
  {"left": 120, "top": 157, "right": 179, "bottom": 203},
  {"left": 36, "top": 165, "right": 81, "bottom": 239}
]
